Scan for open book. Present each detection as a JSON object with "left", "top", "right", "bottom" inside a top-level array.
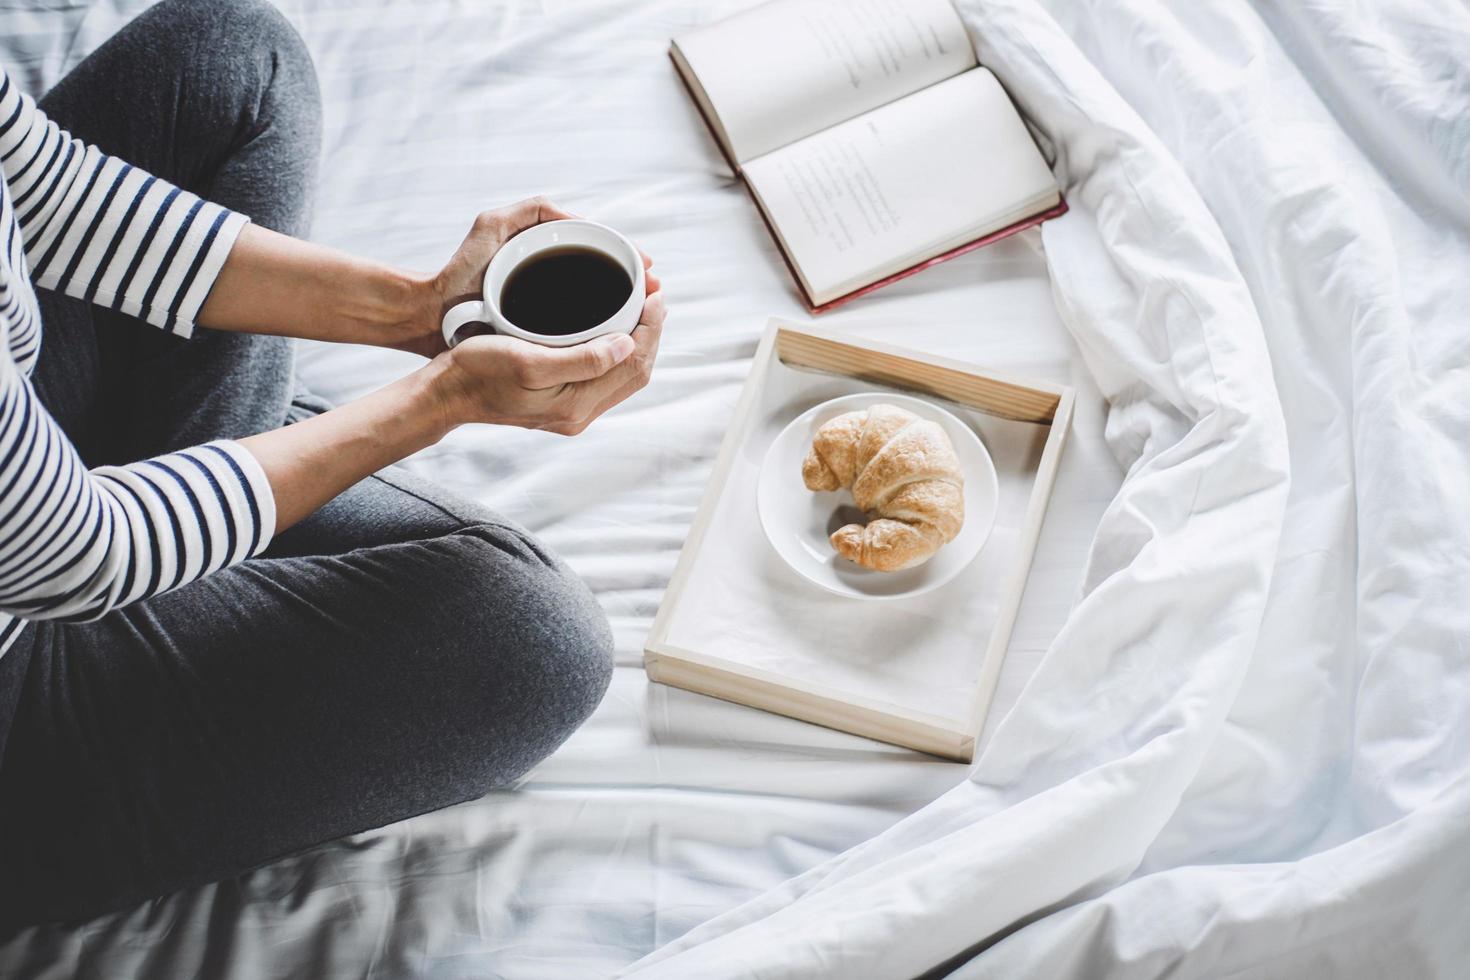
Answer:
[{"left": 671, "top": 0, "right": 1065, "bottom": 310}]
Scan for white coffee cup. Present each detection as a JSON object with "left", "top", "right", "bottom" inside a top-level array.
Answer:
[{"left": 440, "top": 219, "right": 645, "bottom": 349}]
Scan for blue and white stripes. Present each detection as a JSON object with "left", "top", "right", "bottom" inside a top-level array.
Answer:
[
  {"left": 0, "top": 69, "right": 246, "bottom": 346},
  {"left": 0, "top": 62, "right": 271, "bottom": 656}
]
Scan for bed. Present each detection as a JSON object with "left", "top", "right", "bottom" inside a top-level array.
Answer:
[{"left": 2, "top": 0, "right": 1467, "bottom": 977}]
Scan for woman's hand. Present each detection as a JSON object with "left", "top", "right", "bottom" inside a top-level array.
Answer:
[
  {"left": 234, "top": 196, "right": 664, "bottom": 535},
  {"left": 422, "top": 195, "right": 665, "bottom": 432},
  {"left": 425, "top": 197, "right": 575, "bottom": 352},
  {"left": 241, "top": 280, "right": 665, "bottom": 534},
  {"left": 416, "top": 196, "right": 660, "bottom": 359},
  {"left": 202, "top": 195, "right": 659, "bottom": 360},
  {"left": 432, "top": 284, "right": 666, "bottom": 435}
]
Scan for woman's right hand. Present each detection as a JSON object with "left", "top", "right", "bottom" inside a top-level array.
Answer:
[
  {"left": 238, "top": 224, "right": 662, "bottom": 536},
  {"left": 243, "top": 292, "right": 663, "bottom": 536},
  {"left": 431, "top": 287, "right": 665, "bottom": 436}
]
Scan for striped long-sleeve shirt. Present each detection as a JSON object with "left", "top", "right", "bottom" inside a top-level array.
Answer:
[{"left": 0, "top": 63, "right": 275, "bottom": 656}]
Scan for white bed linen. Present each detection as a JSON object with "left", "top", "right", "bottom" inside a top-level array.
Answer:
[
  {"left": 7, "top": 0, "right": 1461, "bottom": 975},
  {"left": 631, "top": 0, "right": 1470, "bottom": 976},
  {"left": 0, "top": 1, "right": 1114, "bottom": 977}
]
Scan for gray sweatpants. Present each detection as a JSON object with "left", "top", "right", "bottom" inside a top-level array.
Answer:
[{"left": 0, "top": 0, "right": 613, "bottom": 929}]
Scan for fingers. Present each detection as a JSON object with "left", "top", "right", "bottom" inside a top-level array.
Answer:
[
  {"left": 640, "top": 248, "right": 660, "bottom": 295},
  {"left": 550, "top": 289, "right": 666, "bottom": 430},
  {"left": 579, "top": 369, "right": 649, "bottom": 431},
  {"left": 516, "top": 332, "right": 636, "bottom": 388},
  {"left": 602, "top": 291, "right": 665, "bottom": 376},
  {"left": 536, "top": 198, "right": 579, "bottom": 223},
  {"left": 637, "top": 289, "right": 667, "bottom": 341},
  {"left": 445, "top": 296, "right": 659, "bottom": 434},
  {"left": 617, "top": 290, "right": 667, "bottom": 372},
  {"left": 635, "top": 242, "right": 668, "bottom": 294},
  {"left": 646, "top": 298, "right": 667, "bottom": 343},
  {"left": 555, "top": 322, "right": 660, "bottom": 434},
  {"left": 473, "top": 196, "right": 578, "bottom": 241}
]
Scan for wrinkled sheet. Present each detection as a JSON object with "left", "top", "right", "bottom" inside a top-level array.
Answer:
[
  {"left": 0, "top": 1, "right": 1113, "bottom": 977},
  {"left": 6, "top": 0, "right": 1466, "bottom": 976},
  {"left": 630, "top": 0, "right": 1470, "bottom": 976}
]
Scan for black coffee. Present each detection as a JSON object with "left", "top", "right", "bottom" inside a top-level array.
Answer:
[{"left": 499, "top": 245, "right": 633, "bottom": 336}]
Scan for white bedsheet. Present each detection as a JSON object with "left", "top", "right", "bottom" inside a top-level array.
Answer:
[
  {"left": 631, "top": 0, "right": 1470, "bottom": 976},
  {"left": 0, "top": 1, "right": 1113, "bottom": 977},
  {"left": 5, "top": 0, "right": 1466, "bottom": 976}
]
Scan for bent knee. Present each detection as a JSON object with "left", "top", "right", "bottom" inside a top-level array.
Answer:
[
  {"left": 438, "top": 523, "right": 615, "bottom": 752},
  {"left": 146, "top": 0, "right": 312, "bottom": 61},
  {"left": 142, "top": 0, "right": 322, "bottom": 139}
]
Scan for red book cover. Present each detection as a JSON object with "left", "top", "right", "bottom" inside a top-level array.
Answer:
[{"left": 671, "top": 50, "right": 1068, "bottom": 314}]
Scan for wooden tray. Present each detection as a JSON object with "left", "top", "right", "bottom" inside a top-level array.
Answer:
[{"left": 644, "top": 320, "right": 1073, "bottom": 761}]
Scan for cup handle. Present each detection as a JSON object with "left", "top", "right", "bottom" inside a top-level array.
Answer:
[{"left": 441, "top": 299, "right": 489, "bottom": 349}]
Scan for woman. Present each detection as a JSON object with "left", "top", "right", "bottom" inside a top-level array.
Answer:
[{"left": 0, "top": 0, "right": 665, "bottom": 927}]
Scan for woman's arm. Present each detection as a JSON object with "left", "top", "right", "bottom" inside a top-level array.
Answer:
[
  {"left": 0, "top": 357, "right": 276, "bottom": 621},
  {"left": 3, "top": 62, "right": 431, "bottom": 349},
  {"left": 0, "top": 289, "right": 663, "bottom": 622},
  {"left": 240, "top": 290, "right": 665, "bottom": 534},
  {"left": 199, "top": 198, "right": 624, "bottom": 358},
  {"left": 198, "top": 225, "right": 441, "bottom": 354},
  {"left": 0, "top": 192, "right": 663, "bottom": 621},
  {"left": 0, "top": 65, "right": 246, "bottom": 339},
  {"left": 193, "top": 194, "right": 668, "bottom": 569},
  {"left": 226, "top": 196, "right": 667, "bottom": 534},
  {"left": 5, "top": 64, "right": 602, "bottom": 360}
]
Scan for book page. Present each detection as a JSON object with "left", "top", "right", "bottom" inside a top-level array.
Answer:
[
  {"left": 742, "top": 69, "right": 1060, "bottom": 305},
  {"left": 672, "top": 0, "right": 976, "bottom": 165}
]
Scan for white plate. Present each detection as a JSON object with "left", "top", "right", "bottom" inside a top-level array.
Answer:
[{"left": 757, "top": 392, "right": 1000, "bottom": 601}]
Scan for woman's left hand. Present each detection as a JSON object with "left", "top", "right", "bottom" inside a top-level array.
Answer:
[{"left": 203, "top": 196, "right": 665, "bottom": 356}]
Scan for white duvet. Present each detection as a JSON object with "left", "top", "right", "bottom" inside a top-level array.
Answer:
[
  {"left": 632, "top": 0, "right": 1470, "bottom": 975},
  {"left": 1, "top": 0, "right": 1466, "bottom": 977}
]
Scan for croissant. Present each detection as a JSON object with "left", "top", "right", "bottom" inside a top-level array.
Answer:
[{"left": 800, "top": 403, "right": 965, "bottom": 571}]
